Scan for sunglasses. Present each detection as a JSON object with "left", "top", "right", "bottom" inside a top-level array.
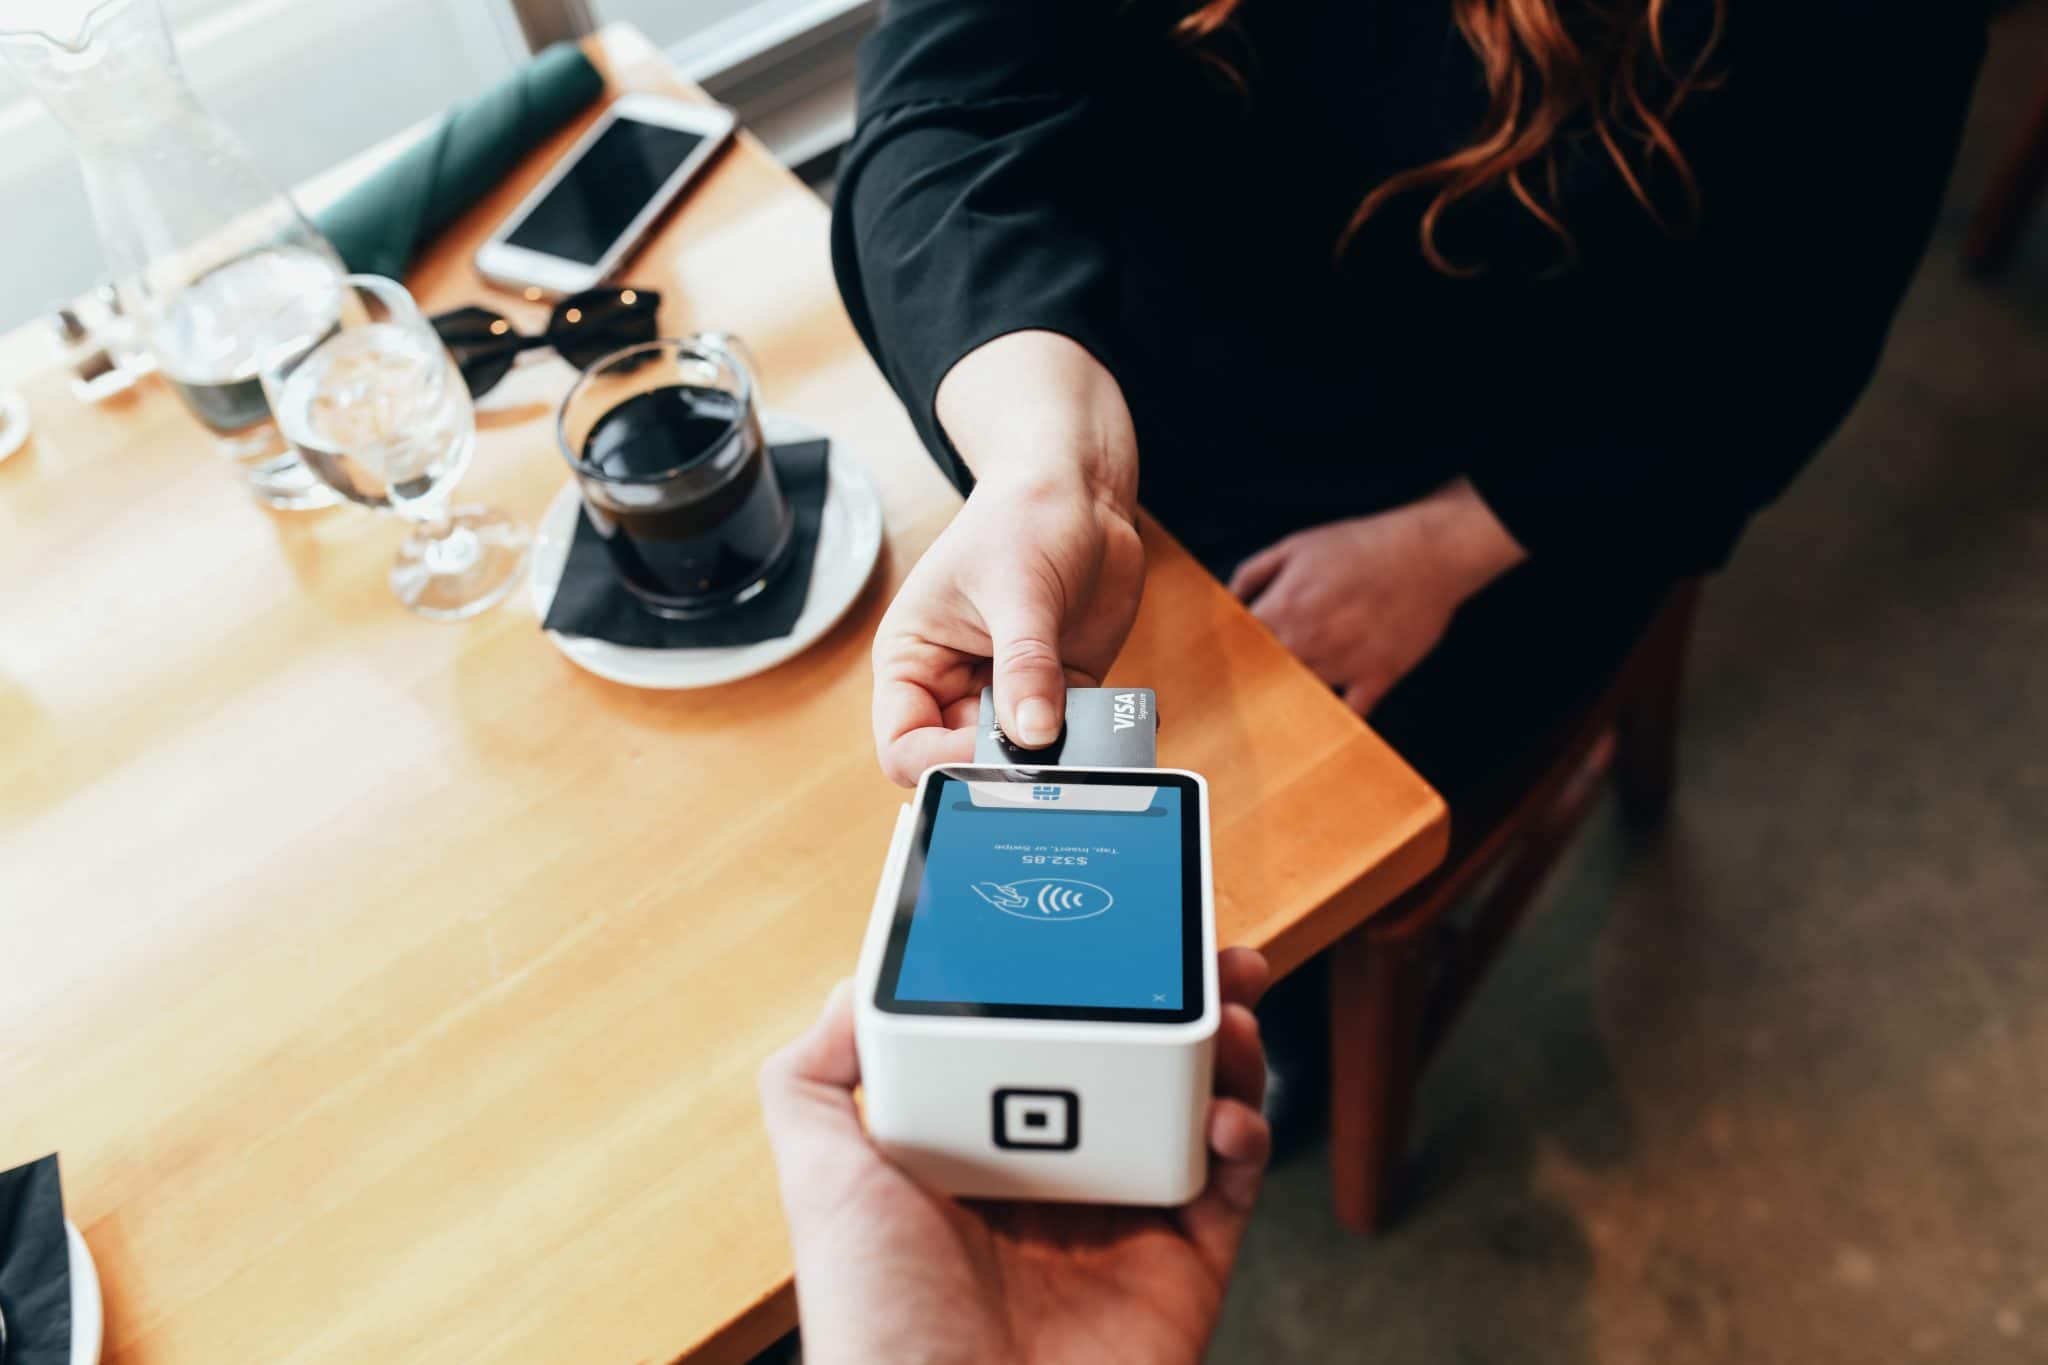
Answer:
[{"left": 430, "top": 287, "right": 661, "bottom": 397}]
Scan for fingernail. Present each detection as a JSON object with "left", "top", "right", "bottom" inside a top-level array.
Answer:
[{"left": 1016, "top": 698, "right": 1059, "bottom": 746}]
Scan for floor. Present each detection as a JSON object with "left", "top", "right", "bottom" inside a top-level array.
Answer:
[{"left": 1211, "top": 12, "right": 2048, "bottom": 1365}]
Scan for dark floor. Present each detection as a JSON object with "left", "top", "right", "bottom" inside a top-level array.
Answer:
[{"left": 1212, "top": 13, "right": 2048, "bottom": 1365}]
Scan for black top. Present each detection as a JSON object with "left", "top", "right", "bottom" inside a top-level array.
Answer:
[{"left": 830, "top": 0, "right": 1987, "bottom": 576}]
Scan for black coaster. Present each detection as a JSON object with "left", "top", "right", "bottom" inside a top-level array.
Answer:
[
  {"left": 542, "top": 438, "right": 829, "bottom": 648},
  {"left": 0, "top": 1153, "right": 71, "bottom": 1363}
]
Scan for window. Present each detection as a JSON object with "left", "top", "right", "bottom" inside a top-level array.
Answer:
[
  {"left": 0, "top": 0, "right": 525, "bottom": 331},
  {"left": 0, "top": 0, "right": 873, "bottom": 333},
  {"left": 643, "top": 0, "right": 876, "bottom": 180}
]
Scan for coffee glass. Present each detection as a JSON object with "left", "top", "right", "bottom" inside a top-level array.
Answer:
[{"left": 556, "top": 335, "right": 795, "bottom": 619}]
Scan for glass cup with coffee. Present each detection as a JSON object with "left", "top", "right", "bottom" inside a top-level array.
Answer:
[{"left": 557, "top": 335, "right": 796, "bottom": 619}]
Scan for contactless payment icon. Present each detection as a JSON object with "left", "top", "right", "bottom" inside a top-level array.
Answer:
[{"left": 970, "top": 878, "right": 1115, "bottom": 922}]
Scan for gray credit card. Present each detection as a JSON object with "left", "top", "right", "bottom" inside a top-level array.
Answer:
[{"left": 975, "top": 686, "right": 1158, "bottom": 768}]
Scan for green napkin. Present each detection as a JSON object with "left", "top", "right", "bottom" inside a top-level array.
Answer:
[{"left": 315, "top": 43, "right": 605, "bottom": 279}]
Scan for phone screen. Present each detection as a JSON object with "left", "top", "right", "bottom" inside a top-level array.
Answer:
[
  {"left": 503, "top": 116, "right": 708, "bottom": 266},
  {"left": 875, "top": 770, "right": 1204, "bottom": 1022}
]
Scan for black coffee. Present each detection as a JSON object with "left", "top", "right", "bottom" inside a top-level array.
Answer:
[{"left": 580, "top": 384, "right": 793, "bottom": 610}]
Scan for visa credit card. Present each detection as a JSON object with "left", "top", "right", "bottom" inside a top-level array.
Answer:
[{"left": 974, "top": 686, "right": 1158, "bottom": 768}]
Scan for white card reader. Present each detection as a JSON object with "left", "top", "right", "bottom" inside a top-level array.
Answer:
[{"left": 853, "top": 694, "right": 1218, "bottom": 1204}]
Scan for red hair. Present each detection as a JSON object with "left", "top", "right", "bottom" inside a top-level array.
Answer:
[{"left": 1172, "top": 0, "right": 1725, "bottom": 272}]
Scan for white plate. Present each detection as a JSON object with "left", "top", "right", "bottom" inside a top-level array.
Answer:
[
  {"left": 68, "top": 1220, "right": 102, "bottom": 1365},
  {"left": 530, "top": 411, "right": 884, "bottom": 690}
]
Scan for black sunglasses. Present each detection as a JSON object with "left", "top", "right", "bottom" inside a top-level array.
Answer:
[{"left": 431, "top": 287, "right": 662, "bottom": 397}]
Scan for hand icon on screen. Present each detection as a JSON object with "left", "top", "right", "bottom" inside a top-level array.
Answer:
[
  {"left": 971, "top": 879, "right": 1114, "bottom": 921},
  {"left": 972, "top": 881, "right": 1028, "bottom": 911}
]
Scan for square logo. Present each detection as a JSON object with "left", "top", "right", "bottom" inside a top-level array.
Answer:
[{"left": 992, "top": 1088, "right": 1080, "bottom": 1151}]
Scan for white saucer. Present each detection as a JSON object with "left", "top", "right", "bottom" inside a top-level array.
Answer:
[
  {"left": 530, "top": 411, "right": 884, "bottom": 690},
  {"left": 68, "top": 1220, "right": 102, "bottom": 1365}
]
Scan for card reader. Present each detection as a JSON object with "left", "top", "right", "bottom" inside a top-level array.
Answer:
[{"left": 852, "top": 689, "right": 1218, "bottom": 1205}]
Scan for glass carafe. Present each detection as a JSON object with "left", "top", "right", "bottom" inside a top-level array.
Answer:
[{"left": 0, "top": 0, "right": 345, "bottom": 509}]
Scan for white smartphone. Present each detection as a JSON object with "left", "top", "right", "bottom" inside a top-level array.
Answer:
[{"left": 473, "top": 93, "right": 736, "bottom": 297}]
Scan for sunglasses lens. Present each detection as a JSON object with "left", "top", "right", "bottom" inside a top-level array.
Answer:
[
  {"left": 432, "top": 306, "right": 520, "bottom": 396},
  {"left": 552, "top": 289, "right": 661, "bottom": 372},
  {"left": 431, "top": 306, "right": 508, "bottom": 347}
]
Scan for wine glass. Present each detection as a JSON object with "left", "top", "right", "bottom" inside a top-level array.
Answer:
[{"left": 261, "top": 274, "right": 529, "bottom": 619}]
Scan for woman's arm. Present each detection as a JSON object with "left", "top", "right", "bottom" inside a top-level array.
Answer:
[
  {"left": 935, "top": 330, "right": 1137, "bottom": 511},
  {"left": 833, "top": 1, "right": 1148, "bottom": 780},
  {"left": 831, "top": 0, "right": 1125, "bottom": 494},
  {"left": 867, "top": 330, "right": 1145, "bottom": 782}
]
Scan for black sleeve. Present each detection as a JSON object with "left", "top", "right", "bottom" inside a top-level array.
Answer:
[
  {"left": 1465, "top": 5, "right": 1989, "bottom": 576},
  {"left": 830, "top": 0, "right": 1124, "bottom": 495}
]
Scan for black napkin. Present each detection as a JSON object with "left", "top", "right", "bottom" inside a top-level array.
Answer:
[
  {"left": 543, "top": 439, "right": 830, "bottom": 647},
  {"left": 0, "top": 1154, "right": 69, "bottom": 1365}
]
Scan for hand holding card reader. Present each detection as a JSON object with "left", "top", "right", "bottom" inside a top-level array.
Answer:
[{"left": 853, "top": 688, "right": 1220, "bottom": 1205}]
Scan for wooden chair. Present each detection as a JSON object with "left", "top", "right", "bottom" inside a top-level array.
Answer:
[{"left": 1326, "top": 580, "right": 1704, "bottom": 1232}]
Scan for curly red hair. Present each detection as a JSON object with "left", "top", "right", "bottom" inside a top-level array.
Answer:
[{"left": 1173, "top": 0, "right": 1725, "bottom": 272}]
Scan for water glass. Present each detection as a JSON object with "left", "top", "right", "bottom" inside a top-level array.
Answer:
[
  {"left": 261, "top": 274, "right": 529, "bottom": 620},
  {"left": 0, "top": 0, "right": 347, "bottom": 509}
]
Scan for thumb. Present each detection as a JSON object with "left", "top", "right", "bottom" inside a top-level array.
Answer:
[
  {"left": 757, "top": 980, "right": 862, "bottom": 1145},
  {"left": 984, "top": 588, "right": 1069, "bottom": 749}
]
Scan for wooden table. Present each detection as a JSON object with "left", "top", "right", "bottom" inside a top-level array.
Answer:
[{"left": 0, "top": 27, "right": 1445, "bottom": 1364}]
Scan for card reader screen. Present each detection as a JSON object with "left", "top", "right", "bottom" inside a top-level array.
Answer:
[{"left": 876, "top": 770, "right": 1204, "bottom": 1022}]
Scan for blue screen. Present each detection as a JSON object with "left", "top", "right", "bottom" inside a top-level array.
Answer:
[{"left": 892, "top": 779, "right": 1186, "bottom": 1011}]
